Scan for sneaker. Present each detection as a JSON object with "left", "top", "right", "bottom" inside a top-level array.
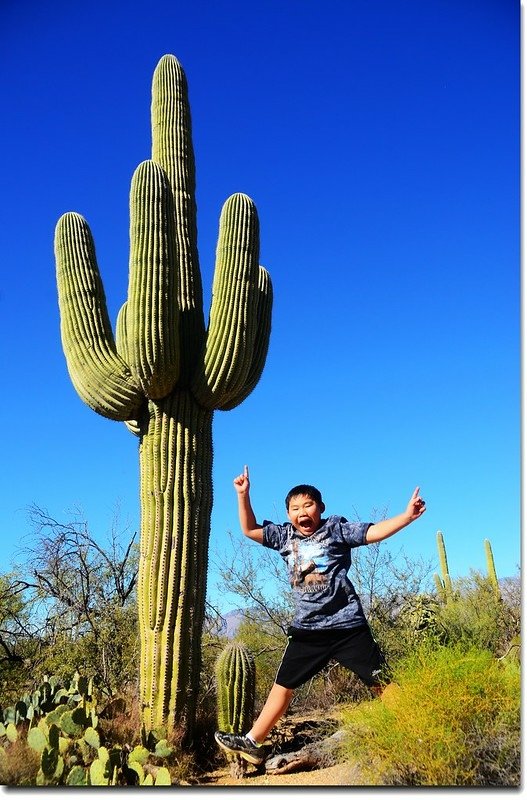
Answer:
[{"left": 214, "top": 731, "right": 265, "bottom": 765}]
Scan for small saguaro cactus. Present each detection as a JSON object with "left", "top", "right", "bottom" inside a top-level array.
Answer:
[
  {"left": 215, "top": 642, "right": 256, "bottom": 777},
  {"left": 54, "top": 55, "right": 273, "bottom": 738},
  {"left": 434, "top": 530, "right": 454, "bottom": 603}
]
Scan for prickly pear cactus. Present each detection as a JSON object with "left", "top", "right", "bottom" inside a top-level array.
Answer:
[
  {"left": 54, "top": 55, "right": 272, "bottom": 736},
  {"left": 397, "top": 594, "right": 443, "bottom": 642},
  {"left": 215, "top": 642, "right": 256, "bottom": 777}
]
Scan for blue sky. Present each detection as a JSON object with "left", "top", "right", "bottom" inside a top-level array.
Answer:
[{"left": 0, "top": 0, "right": 520, "bottom": 611}]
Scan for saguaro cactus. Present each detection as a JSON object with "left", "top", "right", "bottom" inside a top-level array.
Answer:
[
  {"left": 433, "top": 530, "right": 454, "bottom": 603},
  {"left": 215, "top": 642, "right": 256, "bottom": 777},
  {"left": 484, "top": 538, "right": 501, "bottom": 601},
  {"left": 54, "top": 55, "right": 272, "bottom": 737}
]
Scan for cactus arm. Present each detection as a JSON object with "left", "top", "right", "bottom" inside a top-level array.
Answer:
[
  {"left": 126, "top": 160, "right": 180, "bottom": 399},
  {"left": 191, "top": 193, "right": 261, "bottom": 409},
  {"left": 115, "top": 300, "right": 129, "bottom": 362},
  {"left": 433, "top": 573, "right": 445, "bottom": 602},
  {"left": 220, "top": 265, "right": 273, "bottom": 411},
  {"left": 151, "top": 54, "right": 205, "bottom": 381},
  {"left": 116, "top": 301, "right": 145, "bottom": 436},
  {"left": 54, "top": 212, "right": 143, "bottom": 420}
]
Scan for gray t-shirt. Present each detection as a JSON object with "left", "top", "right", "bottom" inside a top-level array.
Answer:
[{"left": 262, "top": 515, "right": 372, "bottom": 630}]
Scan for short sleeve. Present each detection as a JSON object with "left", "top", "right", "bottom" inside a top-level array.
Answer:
[
  {"left": 262, "top": 520, "right": 287, "bottom": 551},
  {"left": 339, "top": 519, "right": 372, "bottom": 547}
]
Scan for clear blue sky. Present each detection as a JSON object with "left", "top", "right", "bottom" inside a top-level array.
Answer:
[{"left": 0, "top": 0, "right": 520, "bottom": 610}]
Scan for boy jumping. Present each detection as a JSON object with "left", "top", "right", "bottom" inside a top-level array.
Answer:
[{"left": 215, "top": 465, "right": 426, "bottom": 766}]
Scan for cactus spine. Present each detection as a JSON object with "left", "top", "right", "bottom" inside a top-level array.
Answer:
[
  {"left": 215, "top": 642, "right": 256, "bottom": 776},
  {"left": 54, "top": 55, "right": 272, "bottom": 737},
  {"left": 434, "top": 531, "right": 454, "bottom": 603}
]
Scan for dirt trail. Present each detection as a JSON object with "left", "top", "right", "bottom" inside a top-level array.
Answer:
[
  {"left": 192, "top": 713, "right": 369, "bottom": 787},
  {"left": 199, "top": 761, "right": 365, "bottom": 786}
]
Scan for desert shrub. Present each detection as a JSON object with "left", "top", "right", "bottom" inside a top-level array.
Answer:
[
  {"left": 365, "top": 588, "right": 452, "bottom": 669},
  {"left": 0, "top": 737, "right": 41, "bottom": 786},
  {"left": 1, "top": 507, "right": 140, "bottom": 700},
  {"left": 340, "top": 644, "right": 520, "bottom": 786},
  {"left": 373, "top": 570, "right": 521, "bottom": 667},
  {"left": 37, "top": 605, "right": 140, "bottom": 698},
  {"left": 436, "top": 571, "right": 519, "bottom": 655}
]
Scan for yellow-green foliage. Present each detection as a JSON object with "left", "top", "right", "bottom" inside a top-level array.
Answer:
[
  {"left": 341, "top": 645, "right": 520, "bottom": 786},
  {"left": 437, "top": 571, "right": 516, "bottom": 655}
]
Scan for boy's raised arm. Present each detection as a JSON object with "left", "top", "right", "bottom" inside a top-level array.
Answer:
[
  {"left": 233, "top": 465, "right": 264, "bottom": 543},
  {"left": 366, "top": 486, "right": 426, "bottom": 544}
]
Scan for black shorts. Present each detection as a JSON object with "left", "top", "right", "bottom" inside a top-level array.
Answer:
[{"left": 275, "top": 624, "right": 389, "bottom": 690}]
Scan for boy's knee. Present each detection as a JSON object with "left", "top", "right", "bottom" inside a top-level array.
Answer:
[{"left": 274, "top": 683, "right": 294, "bottom": 698}]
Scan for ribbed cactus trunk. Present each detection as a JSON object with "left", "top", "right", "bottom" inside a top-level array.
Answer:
[
  {"left": 54, "top": 55, "right": 272, "bottom": 739},
  {"left": 138, "top": 393, "right": 213, "bottom": 731},
  {"left": 215, "top": 642, "right": 256, "bottom": 735},
  {"left": 215, "top": 642, "right": 256, "bottom": 778}
]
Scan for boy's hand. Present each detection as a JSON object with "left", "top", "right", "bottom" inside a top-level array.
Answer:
[
  {"left": 233, "top": 464, "right": 250, "bottom": 495},
  {"left": 406, "top": 487, "right": 426, "bottom": 521},
  {"left": 233, "top": 465, "right": 263, "bottom": 542},
  {"left": 366, "top": 486, "right": 426, "bottom": 544}
]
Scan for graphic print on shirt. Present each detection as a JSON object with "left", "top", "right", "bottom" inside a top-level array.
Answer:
[{"left": 287, "top": 537, "right": 329, "bottom": 593}]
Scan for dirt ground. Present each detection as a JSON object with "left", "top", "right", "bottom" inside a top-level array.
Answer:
[
  {"left": 190, "top": 713, "right": 369, "bottom": 787},
  {"left": 199, "top": 761, "right": 365, "bottom": 787}
]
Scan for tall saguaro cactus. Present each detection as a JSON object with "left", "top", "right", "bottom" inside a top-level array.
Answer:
[{"left": 54, "top": 55, "right": 273, "bottom": 737}]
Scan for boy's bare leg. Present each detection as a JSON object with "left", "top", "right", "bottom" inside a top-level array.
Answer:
[{"left": 248, "top": 683, "right": 294, "bottom": 743}]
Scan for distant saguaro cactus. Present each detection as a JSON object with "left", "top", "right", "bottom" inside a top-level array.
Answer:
[
  {"left": 215, "top": 642, "right": 256, "bottom": 777},
  {"left": 434, "top": 531, "right": 454, "bottom": 603},
  {"left": 54, "top": 55, "right": 272, "bottom": 737},
  {"left": 484, "top": 538, "right": 501, "bottom": 601}
]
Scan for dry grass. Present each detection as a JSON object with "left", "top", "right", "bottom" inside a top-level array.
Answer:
[{"left": 0, "top": 737, "right": 40, "bottom": 786}]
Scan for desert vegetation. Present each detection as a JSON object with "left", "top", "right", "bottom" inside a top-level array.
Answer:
[{"left": 0, "top": 508, "right": 519, "bottom": 786}]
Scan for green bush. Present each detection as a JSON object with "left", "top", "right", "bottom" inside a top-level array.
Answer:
[
  {"left": 37, "top": 605, "right": 140, "bottom": 698},
  {"left": 436, "top": 571, "right": 518, "bottom": 655},
  {"left": 341, "top": 644, "right": 520, "bottom": 786}
]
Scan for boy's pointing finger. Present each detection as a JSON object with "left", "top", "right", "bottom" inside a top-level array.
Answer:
[{"left": 244, "top": 465, "right": 249, "bottom": 478}]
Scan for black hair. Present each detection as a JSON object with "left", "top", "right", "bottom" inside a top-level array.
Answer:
[{"left": 285, "top": 484, "right": 324, "bottom": 510}]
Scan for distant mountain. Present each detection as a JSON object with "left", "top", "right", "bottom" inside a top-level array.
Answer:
[
  {"left": 224, "top": 609, "right": 247, "bottom": 637},
  {"left": 212, "top": 608, "right": 247, "bottom": 638}
]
